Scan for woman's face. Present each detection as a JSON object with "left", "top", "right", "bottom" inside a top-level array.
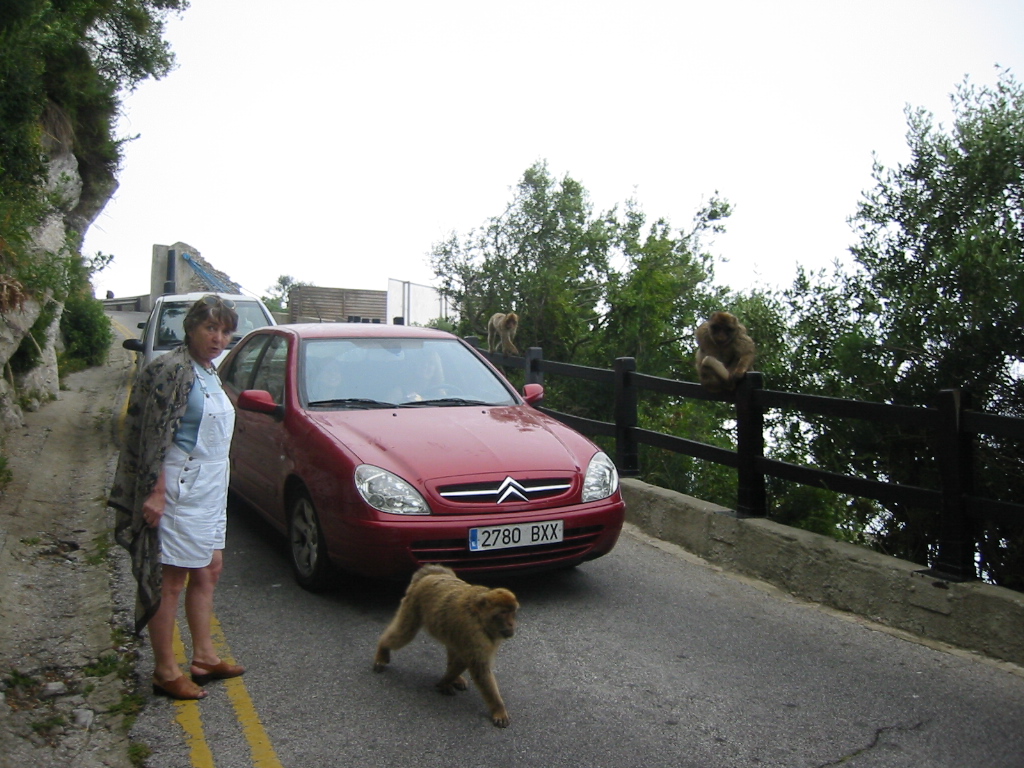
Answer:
[{"left": 188, "top": 315, "right": 234, "bottom": 367}]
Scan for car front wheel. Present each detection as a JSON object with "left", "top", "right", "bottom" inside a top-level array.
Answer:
[{"left": 288, "top": 488, "right": 332, "bottom": 591}]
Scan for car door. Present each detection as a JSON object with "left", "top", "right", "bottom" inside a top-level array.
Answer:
[
  {"left": 222, "top": 333, "right": 271, "bottom": 507},
  {"left": 227, "top": 333, "right": 291, "bottom": 523}
]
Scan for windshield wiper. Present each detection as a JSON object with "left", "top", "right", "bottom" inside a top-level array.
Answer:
[
  {"left": 399, "top": 397, "right": 491, "bottom": 407},
  {"left": 307, "top": 398, "right": 397, "bottom": 409}
]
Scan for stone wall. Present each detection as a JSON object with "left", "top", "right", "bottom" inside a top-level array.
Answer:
[{"left": 622, "top": 478, "right": 1024, "bottom": 667}]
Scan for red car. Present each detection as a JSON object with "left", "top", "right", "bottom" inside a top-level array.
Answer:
[{"left": 219, "top": 323, "right": 625, "bottom": 589}]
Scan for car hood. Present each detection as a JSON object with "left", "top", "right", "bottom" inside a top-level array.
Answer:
[{"left": 306, "top": 404, "right": 595, "bottom": 481}]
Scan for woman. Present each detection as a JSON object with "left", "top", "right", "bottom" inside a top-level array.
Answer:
[
  {"left": 403, "top": 348, "right": 446, "bottom": 402},
  {"left": 110, "top": 295, "right": 246, "bottom": 700}
]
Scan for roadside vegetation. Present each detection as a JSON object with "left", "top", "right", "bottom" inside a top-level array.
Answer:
[
  {"left": 0, "top": 0, "right": 188, "bottom": 371},
  {"left": 431, "top": 71, "right": 1024, "bottom": 590},
  {"left": 261, "top": 274, "right": 311, "bottom": 315}
]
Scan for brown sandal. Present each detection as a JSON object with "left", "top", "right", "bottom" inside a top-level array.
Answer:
[
  {"left": 190, "top": 659, "right": 246, "bottom": 685},
  {"left": 153, "top": 675, "right": 208, "bottom": 700}
]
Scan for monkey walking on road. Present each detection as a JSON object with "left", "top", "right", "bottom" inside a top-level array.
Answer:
[{"left": 373, "top": 564, "right": 519, "bottom": 727}]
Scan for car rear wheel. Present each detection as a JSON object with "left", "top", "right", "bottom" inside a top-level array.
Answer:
[{"left": 288, "top": 488, "right": 332, "bottom": 591}]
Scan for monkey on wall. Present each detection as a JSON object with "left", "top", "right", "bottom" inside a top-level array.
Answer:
[
  {"left": 373, "top": 564, "right": 519, "bottom": 728},
  {"left": 694, "top": 311, "right": 756, "bottom": 393},
  {"left": 487, "top": 312, "right": 519, "bottom": 356}
]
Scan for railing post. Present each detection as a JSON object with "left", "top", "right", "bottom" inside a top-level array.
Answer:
[
  {"left": 735, "top": 372, "right": 766, "bottom": 517},
  {"left": 614, "top": 357, "right": 640, "bottom": 477},
  {"left": 931, "top": 388, "right": 975, "bottom": 580},
  {"left": 525, "top": 347, "right": 543, "bottom": 386}
]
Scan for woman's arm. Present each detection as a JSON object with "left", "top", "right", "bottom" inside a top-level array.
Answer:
[{"left": 142, "top": 469, "right": 167, "bottom": 528}]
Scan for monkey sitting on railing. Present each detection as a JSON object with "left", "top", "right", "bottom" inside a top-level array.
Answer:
[
  {"left": 694, "top": 311, "right": 755, "bottom": 393},
  {"left": 487, "top": 312, "right": 519, "bottom": 356}
]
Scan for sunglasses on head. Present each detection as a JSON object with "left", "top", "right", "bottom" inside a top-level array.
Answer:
[{"left": 201, "top": 295, "right": 235, "bottom": 309}]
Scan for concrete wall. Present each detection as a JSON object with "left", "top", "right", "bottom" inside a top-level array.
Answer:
[{"left": 621, "top": 478, "right": 1024, "bottom": 667}]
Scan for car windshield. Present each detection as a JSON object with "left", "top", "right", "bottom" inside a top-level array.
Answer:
[
  {"left": 302, "top": 337, "right": 517, "bottom": 408},
  {"left": 154, "top": 299, "right": 270, "bottom": 351}
]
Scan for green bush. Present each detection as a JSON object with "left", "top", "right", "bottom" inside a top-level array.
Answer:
[{"left": 60, "top": 291, "right": 111, "bottom": 371}]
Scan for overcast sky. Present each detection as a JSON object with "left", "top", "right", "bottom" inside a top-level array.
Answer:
[{"left": 84, "top": 0, "right": 1024, "bottom": 301}]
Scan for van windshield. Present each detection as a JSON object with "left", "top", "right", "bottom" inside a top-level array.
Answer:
[{"left": 154, "top": 300, "right": 271, "bottom": 350}]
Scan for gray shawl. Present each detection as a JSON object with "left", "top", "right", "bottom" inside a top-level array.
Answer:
[{"left": 108, "top": 344, "right": 196, "bottom": 635}]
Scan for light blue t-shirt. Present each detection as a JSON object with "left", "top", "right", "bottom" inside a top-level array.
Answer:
[{"left": 173, "top": 365, "right": 217, "bottom": 453}]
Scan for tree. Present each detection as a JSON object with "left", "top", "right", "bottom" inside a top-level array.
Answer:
[
  {"left": 849, "top": 69, "right": 1024, "bottom": 416},
  {"left": 430, "top": 162, "right": 762, "bottom": 500},
  {"left": 781, "top": 70, "right": 1024, "bottom": 586},
  {"left": 262, "top": 275, "right": 309, "bottom": 314},
  {"left": 1, "top": 0, "right": 188, "bottom": 303},
  {"left": 431, "top": 161, "right": 615, "bottom": 364},
  {"left": 597, "top": 198, "right": 726, "bottom": 376}
]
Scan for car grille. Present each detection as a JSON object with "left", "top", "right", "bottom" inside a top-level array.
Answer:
[
  {"left": 437, "top": 477, "right": 573, "bottom": 505},
  {"left": 410, "top": 524, "right": 605, "bottom": 573}
]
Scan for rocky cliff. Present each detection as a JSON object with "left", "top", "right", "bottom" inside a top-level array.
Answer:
[{"left": 0, "top": 139, "right": 115, "bottom": 431}]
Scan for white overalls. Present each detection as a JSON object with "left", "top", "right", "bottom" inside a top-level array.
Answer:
[{"left": 160, "top": 366, "right": 236, "bottom": 568}]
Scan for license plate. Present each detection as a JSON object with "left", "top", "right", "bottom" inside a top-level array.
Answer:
[{"left": 468, "top": 520, "right": 564, "bottom": 552}]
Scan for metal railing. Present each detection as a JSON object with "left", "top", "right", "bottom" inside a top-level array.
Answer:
[{"left": 467, "top": 338, "right": 1024, "bottom": 582}]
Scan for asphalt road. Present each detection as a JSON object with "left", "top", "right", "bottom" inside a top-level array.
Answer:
[
  {"left": 110, "top": 310, "right": 1024, "bottom": 768},
  {"left": 123, "top": 506, "right": 1024, "bottom": 768}
]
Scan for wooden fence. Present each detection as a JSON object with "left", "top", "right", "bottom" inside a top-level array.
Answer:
[{"left": 467, "top": 339, "right": 1024, "bottom": 582}]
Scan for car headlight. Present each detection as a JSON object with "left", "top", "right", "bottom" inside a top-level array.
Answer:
[
  {"left": 355, "top": 465, "right": 430, "bottom": 515},
  {"left": 582, "top": 451, "right": 619, "bottom": 502}
]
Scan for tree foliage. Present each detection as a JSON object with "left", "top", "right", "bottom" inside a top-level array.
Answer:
[
  {"left": 1, "top": 0, "right": 187, "bottom": 303},
  {"left": 60, "top": 254, "right": 113, "bottom": 370},
  {"left": 849, "top": 70, "right": 1024, "bottom": 416},
  {"left": 431, "top": 162, "right": 616, "bottom": 364},
  {"left": 431, "top": 161, "right": 735, "bottom": 376},
  {"left": 778, "top": 70, "right": 1024, "bottom": 586},
  {"left": 596, "top": 199, "right": 727, "bottom": 374},
  {"left": 430, "top": 161, "right": 757, "bottom": 497},
  {"left": 262, "top": 274, "right": 310, "bottom": 314},
  {"left": 427, "top": 69, "right": 1024, "bottom": 591},
  {"left": 0, "top": 0, "right": 184, "bottom": 375}
]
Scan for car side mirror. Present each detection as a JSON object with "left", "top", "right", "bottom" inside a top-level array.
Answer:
[
  {"left": 238, "top": 389, "right": 284, "bottom": 419},
  {"left": 122, "top": 338, "right": 144, "bottom": 352},
  {"left": 523, "top": 383, "right": 544, "bottom": 405}
]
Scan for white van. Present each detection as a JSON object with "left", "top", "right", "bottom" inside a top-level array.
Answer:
[{"left": 122, "top": 292, "right": 276, "bottom": 374}]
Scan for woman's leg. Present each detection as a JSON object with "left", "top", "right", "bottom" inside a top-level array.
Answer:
[
  {"left": 150, "top": 564, "right": 189, "bottom": 682},
  {"left": 184, "top": 549, "right": 224, "bottom": 668}
]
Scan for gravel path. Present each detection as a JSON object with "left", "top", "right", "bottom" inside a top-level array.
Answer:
[{"left": 0, "top": 346, "right": 137, "bottom": 768}]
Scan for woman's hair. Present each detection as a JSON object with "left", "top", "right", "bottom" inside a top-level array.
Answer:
[{"left": 183, "top": 295, "right": 239, "bottom": 340}]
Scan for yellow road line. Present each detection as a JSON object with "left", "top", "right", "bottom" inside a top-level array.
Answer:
[
  {"left": 109, "top": 317, "right": 135, "bottom": 336},
  {"left": 110, "top": 317, "right": 136, "bottom": 441},
  {"left": 168, "top": 608, "right": 283, "bottom": 768},
  {"left": 210, "top": 615, "right": 285, "bottom": 768},
  {"left": 172, "top": 622, "right": 216, "bottom": 768}
]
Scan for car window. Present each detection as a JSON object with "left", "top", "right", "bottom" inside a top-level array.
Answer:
[
  {"left": 154, "top": 302, "right": 190, "bottom": 350},
  {"left": 301, "top": 338, "right": 516, "bottom": 407},
  {"left": 234, "top": 300, "right": 271, "bottom": 337},
  {"left": 251, "top": 335, "right": 289, "bottom": 404},
  {"left": 221, "top": 334, "right": 270, "bottom": 391}
]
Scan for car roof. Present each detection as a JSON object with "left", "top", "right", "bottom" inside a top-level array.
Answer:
[
  {"left": 155, "top": 292, "right": 260, "bottom": 303},
  {"left": 267, "top": 323, "right": 457, "bottom": 340}
]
